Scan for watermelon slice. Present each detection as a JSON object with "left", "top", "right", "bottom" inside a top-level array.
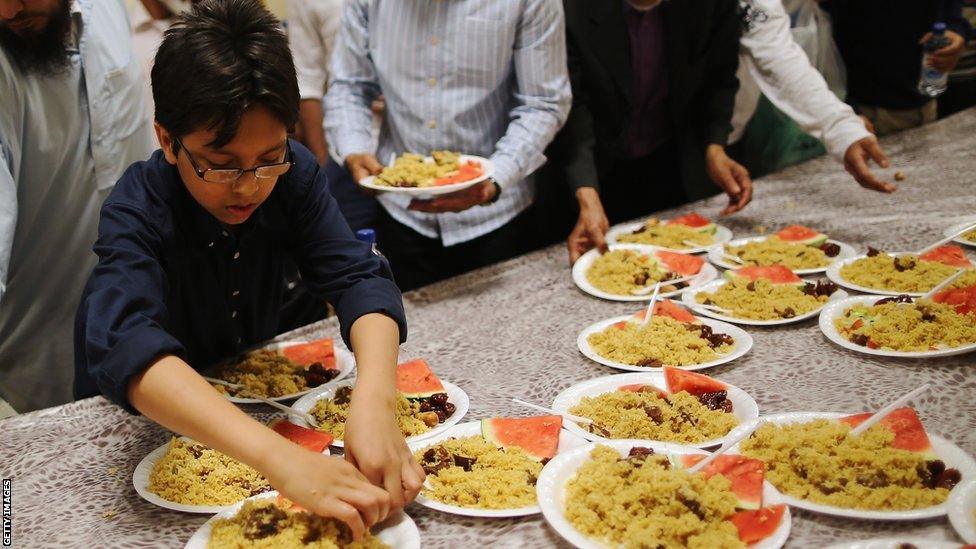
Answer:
[
  {"left": 629, "top": 300, "right": 698, "bottom": 324},
  {"left": 724, "top": 265, "right": 803, "bottom": 286},
  {"left": 933, "top": 283, "right": 976, "bottom": 316},
  {"left": 434, "top": 161, "right": 483, "bottom": 186},
  {"left": 664, "top": 367, "right": 726, "bottom": 396},
  {"left": 667, "top": 212, "right": 716, "bottom": 234},
  {"left": 654, "top": 250, "right": 705, "bottom": 276},
  {"left": 838, "top": 407, "right": 935, "bottom": 457},
  {"left": 680, "top": 454, "right": 765, "bottom": 510},
  {"left": 269, "top": 418, "right": 334, "bottom": 453},
  {"left": 920, "top": 244, "right": 973, "bottom": 268},
  {"left": 618, "top": 383, "right": 667, "bottom": 396},
  {"left": 281, "top": 339, "right": 336, "bottom": 369},
  {"left": 395, "top": 359, "right": 445, "bottom": 398},
  {"left": 731, "top": 504, "right": 787, "bottom": 544},
  {"left": 481, "top": 415, "right": 563, "bottom": 461},
  {"left": 776, "top": 225, "right": 828, "bottom": 247}
]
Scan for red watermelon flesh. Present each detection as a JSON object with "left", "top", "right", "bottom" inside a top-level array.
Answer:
[
  {"left": 664, "top": 366, "right": 727, "bottom": 396},
  {"left": 395, "top": 359, "right": 444, "bottom": 398},
  {"left": 776, "top": 225, "right": 828, "bottom": 246},
  {"left": 281, "top": 339, "right": 336, "bottom": 369},
  {"left": 933, "top": 283, "right": 976, "bottom": 316},
  {"left": 920, "top": 244, "right": 973, "bottom": 268},
  {"left": 618, "top": 383, "right": 667, "bottom": 397},
  {"left": 725, "top": 265, "right": 803, "bottom": 285},
  {"left": 680, "top": 454, "right": 765, "bottom": 510},
  {"left": 838, "top": 407, "right": 935, "bottom": 456},
  {"left": 731, "top": 504, "right": 787, "bottom": 544},
  {"left": 482, "top": 415, "right": 562, "bottom": 461},
  {"left": 667, "top": 212, "right": 711, "bottom": 228},
  {"left": 630, "top": 300, "right": 697, "bottom": 324},
  {"left": 269, "top": 418, "right": 334, "bottom": 453},
  {"left": 654, "top": 250, "right": 705, "bottom": 276}
]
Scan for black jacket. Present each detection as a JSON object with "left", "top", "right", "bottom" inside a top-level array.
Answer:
[{"left": 552, "top": 0, "right": 742, "bottom": 201}]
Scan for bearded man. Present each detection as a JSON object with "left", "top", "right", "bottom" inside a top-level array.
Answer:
[{"left": 0, "top": 0, "right": 154, "bottom": 412}]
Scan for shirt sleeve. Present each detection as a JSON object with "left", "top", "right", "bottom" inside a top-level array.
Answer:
[
  {"left": 75, "top": 201, "right": 186, "bottom": 414},
  {"left": 942, "top": 0, "right": 971, "bottom": 39},
  {"left": 288, "top": 0, "right": 328, "bottom": 101},
  {"left": 0, "top": 141, "right": 15, "bottom": 302},
  {"left": 488, "top": 0, "right": 572, "bottom": 189},
  {"left": 697, "top": 0, "right": 742, "bottom": 148},
  {"left": 286, "top": 158, "right": 407, "bottom": 347},
  {"left": 740, "top": 0, "right": 870, "bottom": 162},
  {"left": 323, "top": 0, "right": 381, "bottom": 161},
  {"left": 556, "top": 26, "right": 600, "bottom": 193}
]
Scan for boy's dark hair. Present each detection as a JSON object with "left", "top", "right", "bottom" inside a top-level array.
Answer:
[{"left": 152, "top": 0, "right": 299, "bottom": 149}]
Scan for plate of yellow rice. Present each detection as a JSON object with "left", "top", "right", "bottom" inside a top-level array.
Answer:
[
  {"left": 406, "top": 421, "right": 587, "bottom": 517},
  {"left": 820, "top": 295, "right": 976, "bottom": 358},
  {"left": 948, "top": 477, "right": 976, "bottom": 543},
  {"left": 536, "top": 440, "right": 792, "bottom": 549},
  {"left": 735, "top": 412, "right": 976, "bottom": 520},
  {"left": 573, "top": 244, "right": 718, "bottom": 302},
  {"left": 709, "top": 236, "right": 857, "bottom": 275},
  {"left": 683, "top": 278, "right": 847, "bottom": 326},
  {"left": 185, "top": 491, "right": 420, "bottom": 549},
  {"left": 552, "top": 372, "right": 759, "bottom": 449},
  {"left": 358, "top": 152, "right": 494, "bottom": 198},
  {"left": 289, "top": 378, "right": 469, "bottom": 448},
  {"left": 945, "top": 219, "right": 976, "bottom": 248},
  {"left": 134, "top": 436, "right": 308, "bottom": 514},
  {"left": 827, "top": 252, "right": 976, "bottom": 297},
  {"left": 605, "top": 217, "right": 733, "bottom": 254},
  {"left": 577, "top": 311, "right": 753, "bottom": 372}
]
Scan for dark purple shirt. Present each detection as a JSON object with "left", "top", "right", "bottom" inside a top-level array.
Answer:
[{"left": 621, "top": 1, "right": 670, "bottom": 158}]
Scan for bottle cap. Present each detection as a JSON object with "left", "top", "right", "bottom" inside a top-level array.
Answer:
[
  {"left": 355, "top": 228, "right": 377, "bottom": 244},
  {"left": 933, "top": 22, "right": 947, "bottom": 33}
]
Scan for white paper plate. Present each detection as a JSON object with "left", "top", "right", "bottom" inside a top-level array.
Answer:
[
  {"left": 214, "top": 341, "right": 356, "bottom": 404},
  {"left": 949, "top": 477, "right": 976, "bottom": 543},
  {"left": 605, "top": 220, "right": 733, "bottom": 254},
  {"left": 551, "top": 372, "right": 759, "bottom": 449},
  {"left": 289, "top": 378, "right": 469, "bottom": 448},
  {"left": 184, "top": 491, "right": 421, "bottom": 549},
  {"left": 824, "top": 539, "right": 963, "bottom": 549},
  {"left": 707, "top": 236, "right": 857, "bottom": 275},
  {"left": 945, "top": 219, "right": 976, "bottom": 248},
  {"left": 824, "top": 254, "right": 958, "bottom": 297},
  {"left": 134, "top": 436, "right": 327, "bottom": 514},
  {"left": 576, "top": 313, "right": 753, "bottom": 372},
  {"left": 681, "top": 278, "right": 848, "bottom": 326},
  {"left": 406, "top": 421, "right": 588, "bottom": 518},
  {"left": 732, "top": 412, "right": 976, "bottom": 520},
  {"left": 572, "top": 244, "right": 719, "bottom": 302},
  {"left": 819, "top": 295, "right": 976, "bottom": 358},
  {"left": 536, "top": 440, "right": 791, "bottom": 549},
  {"left": 358, "top": 155, "right": 494, "bottom": 198}
]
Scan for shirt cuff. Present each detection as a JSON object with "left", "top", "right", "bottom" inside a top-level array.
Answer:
[
  {"left": 298, "top": 84, "right": 324, "bottom": 101},
  {"left": 824, "top": 118, "right": 872, "bottom": 163},
  {"left": 487, "top": 155, "right": 522, "bottom": 190},
  {"left": 95, "top": 325, "right": 186, "bottom": 415},
  {"left": 333, "top": 277, "right": 408, "bottom": 349}
]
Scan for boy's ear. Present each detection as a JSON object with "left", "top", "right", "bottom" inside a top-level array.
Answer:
[{"left": 154, "top": 121, "right": 179, "bottom": 165}]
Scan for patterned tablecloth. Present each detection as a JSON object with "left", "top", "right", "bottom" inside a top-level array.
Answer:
[{"left": 3, "top": 110, "right": 976, "bottom": 549}]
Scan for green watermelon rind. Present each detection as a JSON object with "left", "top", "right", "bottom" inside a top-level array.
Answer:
[
  {"left": 723, "top": 266, "right": 805, "bottom": 286},
  {"left": 776, "top": 226, "right": 828, "bottom": 247},
  {"left": 668, "top": 214, "right": 717, "bottom": 235},
  {"left": 397, "top": 359, "right": 445, "bottom": 399}
]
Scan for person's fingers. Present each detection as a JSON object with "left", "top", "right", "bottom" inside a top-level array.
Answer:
[
  {"left": 845, "top": 149, "right": 894, "bottom": 193},
  {"left": 586, "top": 219, "right": 608, "bottom": 254},
  {"left": 863, "top": 139, "right": 890, "bottom": 169},
  {"left": 919, "top": 31, "right": 932, "bottom": 45},
  {"left": 319, "top": 497, "right": 366, "bottom": 541},
  {"left": 363, "top": 155, "right": 384, "bottom": 175},
  {"left": 567, "top": 225, "right": 587, "bottom": 265},
  {"left": 716, "top": 163, "right": 746, "bottom": 215},
  {"left": 734, "top": 166, "right": 753, "bottom": 210},
  {"left": 401, "top": 457, "right": 425, "bottom": 503}
]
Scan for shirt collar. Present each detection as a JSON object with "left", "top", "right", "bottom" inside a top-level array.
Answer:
[{"left": 69, "top": 0, "right": 84, "bottom": 52}]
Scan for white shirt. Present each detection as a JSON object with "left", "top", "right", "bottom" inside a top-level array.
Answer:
[
  {"left": 287, "top": 0, "right": 344, "bottom": 101},
  {"left": 0, "top": 0, "right": 154, "bottom": 411},
  {"left": 731, "top": 0, "right": 870, "bottom": 162}
]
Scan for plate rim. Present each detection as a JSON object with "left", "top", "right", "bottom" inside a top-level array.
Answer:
[
  {"left": 358, "top": 154, "right": 494, "bottom": 197},
  {"left": 681, "top": 277, "right": 848, "bottom": 326},
  {"left": 218, "top": 341, "right": 356, "bottom": 404},
  {"left": 948, "top": 477, "right": 976, "bottom": 543},
  {"left": 824, "top": 253, "right": 976, "bottom": 297},
  {"left": 605, "top": 220, "right": 734, "bottom": 254},
  {"left": 572, "top": 243, "right": 719, "bottom": 302}
]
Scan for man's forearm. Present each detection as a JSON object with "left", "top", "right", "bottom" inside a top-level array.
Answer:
[
  {"left": 298, "top": 99, "right": 330, "bottom": 166},
  {"left": 348, "top": 313, "right": 400, "bottom": 405}
]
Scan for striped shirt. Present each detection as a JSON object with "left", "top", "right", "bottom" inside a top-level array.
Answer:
[{"left": 325, "top": 0, "right": 571, "bottom": 246}]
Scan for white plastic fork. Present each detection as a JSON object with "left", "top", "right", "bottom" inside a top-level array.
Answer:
[
  {"left": 915, "top": 222, "right": 976, "bottom": 256},
  {"left": 688, "top": 421, "right": 763, "bottom": 474},
  {"left": 641, "top": 283, "right": 662, "bottom": 328},
  {"left": 630, "top": 273, "right": 701, "bottom": 295},
  {"left": 850, "top": 384, "right": 932, "bottom": 438},
  {"left": 511, "top": 398, "right": 593, "bottom": 425}
]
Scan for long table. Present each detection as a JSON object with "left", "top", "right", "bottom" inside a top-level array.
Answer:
[{"left": 3, "top": 110, "right": 976, "bottom": 548}]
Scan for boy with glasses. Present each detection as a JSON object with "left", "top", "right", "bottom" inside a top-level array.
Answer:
[{"left": 73, "top": 0, "right": 420, "bottom": 537}]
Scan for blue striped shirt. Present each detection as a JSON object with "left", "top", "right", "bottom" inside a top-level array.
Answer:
[{"left": 325, "top": 0, "right": 571, "bottom": 246}]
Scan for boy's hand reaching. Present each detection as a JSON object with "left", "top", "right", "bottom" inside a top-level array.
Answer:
[
  {"left": 344, "top": 390, "right": 426, "bottom": 509},
  {"left": 264, "top": 442, "right": 392, "bottom": 541}
]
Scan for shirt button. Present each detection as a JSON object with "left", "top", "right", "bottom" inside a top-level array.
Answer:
[
  {"left": 427, "top": 120, "right": 437, "bottom": 129},
  {"left": 233, "top": 251, "right": 240, "bottom": 259},
  {"left": 232, "top": 290, "right": 240, "bottom": 297},
  {"left": 222, "top": 231, "right": 229, "bottom": 237},
  {"left": 231, "top": 310, "right": 238, "bottom": 318},
  {"left": 430, "top": 36, "right": 439, "bottom": 46},
  {"left": 427, "top": 77, "right": 437, "bottom": 87}
]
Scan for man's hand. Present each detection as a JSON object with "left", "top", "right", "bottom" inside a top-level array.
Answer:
[
  {"left": 920, "top": 30, "right": 966, "bottom": 72},
  {"left": 264, "top": 443, "right": 392, "bottom": 541},
  {"left": 843, "top": 136, "right": 895, "bottom": 193},
  {"left": 567, "top": 187, "right": 609, "bottom": 265},
  {"left": 346, "top": 153, "right": 384, "bottom": 183},
  {"left": 705, "top": 144, "right": 753, "bottom": 215},
  {"left": 858, "top": 114, "right": 876, "bottom": 135},
  {"left": 408, "top": 180, "right": 498, "bottom": 213},
  {"left": 343, "top": 389, "right": 425, "bottom": 511}
]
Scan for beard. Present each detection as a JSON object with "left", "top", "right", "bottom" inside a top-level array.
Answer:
[{"left": 0, "top": 0, "right": 73, "bottom": 76}]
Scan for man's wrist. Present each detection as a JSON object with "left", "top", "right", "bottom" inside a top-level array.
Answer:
[{"left": 480, "top": 178, "right": 502, "bottom": 206}]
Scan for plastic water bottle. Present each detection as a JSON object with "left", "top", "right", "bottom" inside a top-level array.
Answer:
[
  {"left": 355, "top": 228, "right": 384, "bottom": 259},
  {"left": 918, "top": 22, "right": 950, "bottom": 97}
]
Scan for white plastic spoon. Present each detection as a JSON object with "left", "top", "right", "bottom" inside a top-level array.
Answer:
[
  {"left": 510, "top": 398, "right": 592, "bottom": 425},
  {"left": 630, "top": 273, "right": 700, "bottom": 295},
  {"left": 689, "top": 302, "right": 734, "bottom": 315},
  {"left": 687, "top": 421, "right": 763, "bottom": 474},
  {"left": 640, "top": 283, "right": 662, "bottom": 328},
  {"left": 921, "top": 269, "right": 967, "bottom": 300},
  {"left": 849, "top": 384, "right": 932, "bottom": 438},
  {"left": 204, "top": 376, "right": 320, "bottom": 428},
  {"left": 916, "top": 222, "right": 976, "bottom": 256}
]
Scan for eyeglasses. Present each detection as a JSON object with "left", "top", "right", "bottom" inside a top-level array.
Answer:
[{"left": 175, "top": 137, "right": 293, "bottom": 183}]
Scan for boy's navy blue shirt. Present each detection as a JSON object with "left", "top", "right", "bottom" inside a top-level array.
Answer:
[{"left": 73, "top": 140, "right": 407, "bottom": 412}]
